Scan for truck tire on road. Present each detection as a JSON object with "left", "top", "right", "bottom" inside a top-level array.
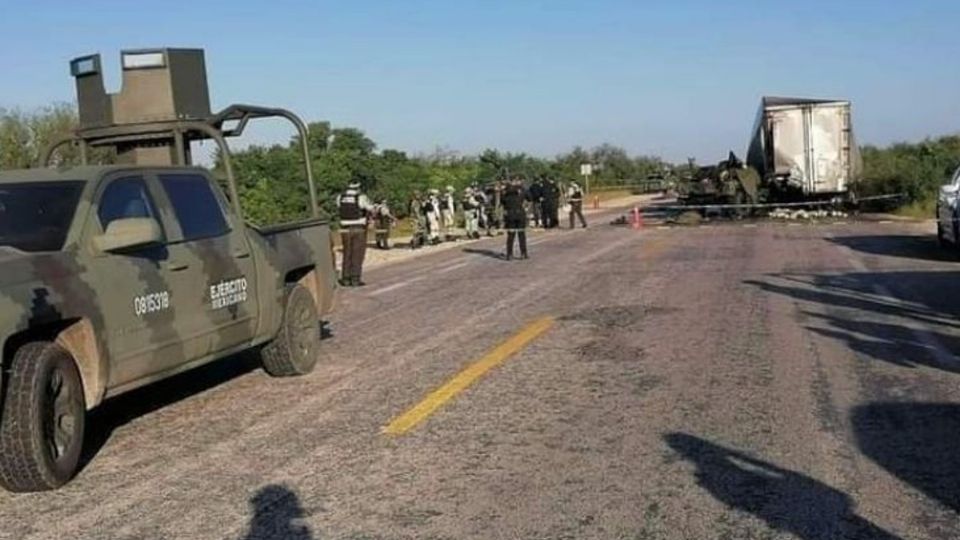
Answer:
[
  {"left": 0, "top": 342, "right": 86, "bottom": 492},
  {"left": 261, "top": 284, "right": 321, "bottom": 377}
]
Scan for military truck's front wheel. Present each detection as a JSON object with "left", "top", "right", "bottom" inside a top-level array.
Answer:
[
  {"left": 261, "top": 284, "right": 321, "bottom": 377},
  {"left": 0, "top": 342, "right": 85, "bottom": 492}
]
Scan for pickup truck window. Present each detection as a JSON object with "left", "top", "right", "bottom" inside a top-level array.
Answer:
[
  {"left": 0, "top": 181, "right": 84, "bottom": 252},
  {"left": 159, "top": 174, "right": 230, "bottom": 241},
  {"left": 98, "top": 176, "right": 161, "bottom": 230}
]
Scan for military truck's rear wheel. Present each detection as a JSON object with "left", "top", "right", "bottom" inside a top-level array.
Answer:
[
  {"left": 0, "top": 342, "right": 85, "bottom": 492},
  {"left": 262, "top": 284, "right": 321, "bottom": 377}
]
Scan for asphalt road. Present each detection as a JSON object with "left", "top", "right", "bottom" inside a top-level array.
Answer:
[{"left": 3, "top": 207, "right": 960, "bottom": 540}]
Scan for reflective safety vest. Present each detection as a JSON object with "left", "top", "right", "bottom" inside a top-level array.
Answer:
[{"left": 339, "top": 189, "right": 363, "bottom": 220}]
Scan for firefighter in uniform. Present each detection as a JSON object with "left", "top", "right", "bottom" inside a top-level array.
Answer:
[
  {"left": 336, "top": 182, "right": 373, "bottom": 286},
  {"left": 567, "top": 180, "right": 588, "bottom": 229},
  {"left": 502, "top": 178, "right": 529, "bottom": 260}
]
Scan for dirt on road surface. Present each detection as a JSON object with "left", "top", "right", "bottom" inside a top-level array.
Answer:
[{"left": 2, "top": 205, "right": 959, "bottom": 540}]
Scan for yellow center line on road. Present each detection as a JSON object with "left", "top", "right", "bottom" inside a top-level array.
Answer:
[{"left": 383, "top": 316, "right": 556, "bottom": 436}]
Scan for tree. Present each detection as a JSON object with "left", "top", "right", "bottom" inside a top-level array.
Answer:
[{"left": 0, "top": 104, "right": 101, "bottom": 168}]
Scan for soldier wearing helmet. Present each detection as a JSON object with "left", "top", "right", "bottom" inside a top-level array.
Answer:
[
  {"left": 462, "top": 186, "right": 482, "bottom": 240},
  {"left": 372, "top": 197, "right": 397, "bottom": 249},
  {"left": 567, "top": 180, "right": 588, "bottom": 229},
  {"left": 440, "top": 185, "right": 457, "bottom": 241},
  {"left": 424, "top": 188, "right": 442, "bottom": 245},
  {"left": 336, "top": 181, "right": 373, "bottom": 286},
  {"left": 408, "top": 191, "right": 426, "bottom": 249}
]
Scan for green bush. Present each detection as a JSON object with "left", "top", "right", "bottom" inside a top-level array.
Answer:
[{"left": 858, "top": 135, "right": 960, "bottom": 205}]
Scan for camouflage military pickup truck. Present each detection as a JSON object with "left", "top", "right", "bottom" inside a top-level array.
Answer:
[
  {"left": 0, "top": 48, "right": 338, "bottom": 492},
  {"left": 0, "top": 166, "right": 336, "bottom": 492}
]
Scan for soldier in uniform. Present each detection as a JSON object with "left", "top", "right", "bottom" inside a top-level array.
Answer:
[
  {"left": 528, "top": 176, "right": 544, "bottom": 228},
  {"left": 372, "top": 198, "right": 397, "bottom": 249},
  {"left": 336, "top": 181, "right": 373, "bottom": 286},
  {"left": 473, "top": 184, "right": 490, "bottom": 233},
  {"left": 462, "top": 186, "right": 481, "bottom": 240},
  {"left": 424, "top": 188, "right": 442, "bottom": 245},
  {"left": 485, "top": 181, "right": 505, "bottom": 236},
  {"left": 440, "top": 185, "right": 457, "bottom": 241},
  {"left": 409, "top": 191, "right": 426, "bottom": 249},
  {"left": 502, "top": 178, "right": 529, "bottom": 260},
  {"left": 567, "top": 180, "right": 588, "bottom": 229},
  {"left": 482, "top": 183, "right": 497, "bottom": 236}
]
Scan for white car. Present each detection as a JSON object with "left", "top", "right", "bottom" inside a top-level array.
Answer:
[{"left": 937, "top": 166, "right": 960, "bottom": 247}]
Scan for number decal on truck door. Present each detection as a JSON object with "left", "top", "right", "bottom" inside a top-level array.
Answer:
[{"left": 134, "top": 291, "right": 171, "bottom": 317}]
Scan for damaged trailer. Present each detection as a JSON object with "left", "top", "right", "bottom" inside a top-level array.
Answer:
[{"left": 746, "top": 97, "right": 862, "bottom": 201}]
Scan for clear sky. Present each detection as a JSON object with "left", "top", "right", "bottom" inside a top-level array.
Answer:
[{"left": 1, "top": 0, "right": 958, "bottom": 163}]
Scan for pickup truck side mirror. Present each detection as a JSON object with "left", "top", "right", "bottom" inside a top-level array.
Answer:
[{"left": 94, "top": 218, "right": 164, "bottom": 253}]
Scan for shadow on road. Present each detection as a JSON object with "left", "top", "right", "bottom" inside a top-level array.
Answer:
[
  {"left": 665, "top": 433, "right": 900, "bottom": 540},
  {"left": 746, "top": 271, "right": 960, "bottom": 374},
  {"left": 806, "top": 314, "right": 960, "bottom": 373},
  {"left": 462, "top": 247, "right": 504, "bottom": 260},
  {"left": 79, "top": 351, "right": 262, "bottom": 473},
  {"left": 852, "top": 402, "right": 960, "bottom": 514},
  {"left": 827, "top": 235, "right": 956, "bottom": 263},
  {"left": 241, "top": 484, "right": 315, "bottom": 540}
]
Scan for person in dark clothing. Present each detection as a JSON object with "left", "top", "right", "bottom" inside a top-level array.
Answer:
[
  {"left": 527, "top": 178, "right": 544, "bottom": 228},
  {"left": 483, "top": 182, "right": 503, "bottom": 236},
  {"left": 542, "top": 177, "right": 561, "bottom": 229},
  {"left": 336, "top": 182, "right": 373, "bottom": 286},
  {"left": 567, "top": 180, "right": 588, "bottom": 228},
  {"left": 501, "top": 179, "right": 529, "bottom": 260}
]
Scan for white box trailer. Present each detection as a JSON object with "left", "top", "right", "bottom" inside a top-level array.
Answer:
[{"left": 747, "top": 97, "right": 862, "bottom": 198}]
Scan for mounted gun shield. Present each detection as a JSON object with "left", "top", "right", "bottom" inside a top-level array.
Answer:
[{"left": 50, "top": 48, "right": 320, "bottom": 220}]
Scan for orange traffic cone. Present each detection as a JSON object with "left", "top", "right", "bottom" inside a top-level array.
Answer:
[{"left": 632, "top": 207, "right": 643, "bottom": 230}]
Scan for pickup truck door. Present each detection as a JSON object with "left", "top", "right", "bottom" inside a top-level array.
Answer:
[
  {"left": 155, "top": 172, "right": 259, "bottom": 355},
  {"left": 89, "top": 173, "right": 203, "bottom": 388}
]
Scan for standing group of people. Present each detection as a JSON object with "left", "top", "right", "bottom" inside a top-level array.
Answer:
[
  {"left": 497, "top": 176, "right": 588, "bottom": 260},
  {"left": 409, "top": 186, "right": 467, "bottom": 248},
  {"left": 336, "top": 176, "right": 590, "bottom": 285},
  {"left": 407, "top": 176, "right": 588, "bottom": 249},
  {"left": 525, "top": 176, "right": 588, "bottom": 230}
]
